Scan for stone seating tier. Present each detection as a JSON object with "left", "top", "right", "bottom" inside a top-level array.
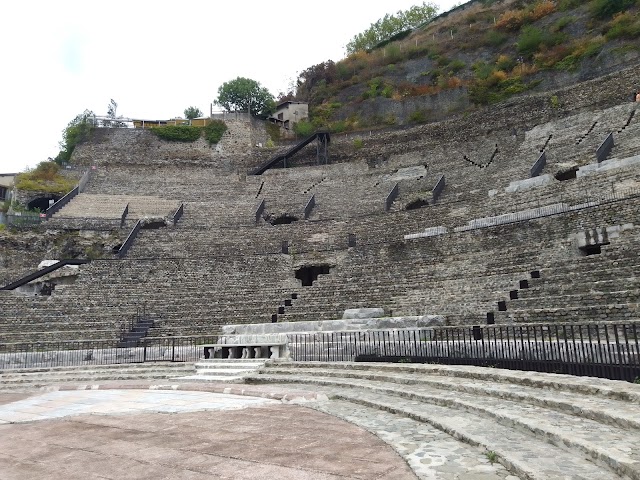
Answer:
[
  {"left": 2, "top": 80, "right": 639, "bottom": 343},
  {"left": 246, "top": 361, "right": 640, "bottom": 479}
]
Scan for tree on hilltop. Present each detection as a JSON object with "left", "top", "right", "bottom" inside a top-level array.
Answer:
[
  {"left": 346, "top": 2, "right": 439, "bottom": 54},
  {"left": 215, "top": 77, "right": 275, "bottom": 118},
  {"left": 54, "top": 110, "right": 95, "bottom": 165},
  {"left": 184, "top": 106, "right": 203, "bottom": 119}
]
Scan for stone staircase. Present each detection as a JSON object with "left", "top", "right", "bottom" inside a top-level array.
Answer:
[
  {"left": 0, "top": 362, "right": 196, "bottom": 392},
  {"left": 246, "top": 361, "right": 640, "bottom": 480},
  {"left": 180, "top": 359, "right": 267, "bottom": 382}
]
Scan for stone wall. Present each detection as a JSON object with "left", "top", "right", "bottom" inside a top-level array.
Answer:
[{"left": 71, "top": 118, "right": 269, "bottom": 172}]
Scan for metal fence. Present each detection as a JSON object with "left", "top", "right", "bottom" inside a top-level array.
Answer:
[
  {"left": 118, "top": 219, "right": 142, "bottom": 258},
  {"left": 255, "top": 198, "right": 266, "bottom": 223},
  {"left": 432, "top": 174, "right": 446, "bottom": 202},
  {"left": 120, "top": 203, "right": 129, "bottom": 228},
  {"left": 6, "top": 213, "right": 42, "bottom": 226},
  {"left": 385, "top": 183, "right": 399, "bottom": 211},
  {"left": 288, "top": 322, "right": 640, "bottom": 382},
  {"left": 530, "top": 151, "right": 547, "bottom": 177},
  {"left": 596, "top": 132, "right": 614, "bottom": 163},
  {"left": 0, "top": 336, "right": 218, "bottom": 370},
  {"left": 173, "top": 203, "right": 184, "bottom": 225},
  {"left": 304, "top": 194, "right": 316, "bottom": 219},
  {"left": 1, "top": 323, "right": 638, "bottom": 382}
]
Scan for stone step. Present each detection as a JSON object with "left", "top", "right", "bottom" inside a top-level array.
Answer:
[
  {"left": 256, "top": 378, "right": 619, "bottom": 479},
  {"left": 248, "top": 363, "right": 640, "bottom": 478},
  {"left": 178, "top": 359, "right": 268, "bottom": 383},
  {"left": 308, "top": 399, "right": 516, "bottom": 479},
  {"left": 254, "top": 366, "right": 640, "bottom": 429},
  {"left": 0, "top": 363, "right": 196, "bottom": 391}
]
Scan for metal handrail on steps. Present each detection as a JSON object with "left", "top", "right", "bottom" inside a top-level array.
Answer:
[{"left": 117, "top": 219, "right": 142, "bottom": 259}]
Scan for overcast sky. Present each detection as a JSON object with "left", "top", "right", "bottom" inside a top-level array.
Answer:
[{"left": 1, "top": 0, "right": 461, "bottom": 174}]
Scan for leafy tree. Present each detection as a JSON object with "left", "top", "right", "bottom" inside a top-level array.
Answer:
[
  {"left": 346, "top": 2, "right": 439, "bottom": 54},
  {"left": 296, "top": 61, "right": 337, "bottom": 103},
  {"left": 215, "top": 77, "right": 276, "bottom": 118},
  {"left": 54, "top": 110, "right": 95, "bottom": 165},
  {"left": 184, "top": 106, "right": 203, "bottom": 119}
]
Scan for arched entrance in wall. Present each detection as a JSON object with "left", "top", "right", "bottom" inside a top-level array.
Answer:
[{"left": 28, "top": 195, "right": 60, "bottom": 212}]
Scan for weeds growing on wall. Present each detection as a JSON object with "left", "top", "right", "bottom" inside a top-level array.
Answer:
[
  {"left": 289, "top": 0, "right": 639, "bottom": 127},
  {"left": 151, "top": 121, "right": 228, "bottom": 145},
  {"left": 15, "top": 161, "right": 76, "bottom": 195},
  {"left": 203, "top": 120, "right": 228, "bottom": 145},
  {"left": 151, "top": 125, "right": 203, "bottom": 142}
]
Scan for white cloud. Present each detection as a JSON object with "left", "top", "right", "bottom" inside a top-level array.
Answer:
[{"left": 0, "top": 0, "right": 461, "bottom": 173}]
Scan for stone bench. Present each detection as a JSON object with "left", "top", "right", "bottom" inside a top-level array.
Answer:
[{"left": 200, "top": 341, "right": 289, "bottom": 360}]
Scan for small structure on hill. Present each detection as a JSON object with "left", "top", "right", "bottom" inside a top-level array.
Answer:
[
  {"left": 268, "top": 101, "right": 308, "bottom": 130},
  {"left": 0, "top": 173, "right": 16, "bottom": 202}
]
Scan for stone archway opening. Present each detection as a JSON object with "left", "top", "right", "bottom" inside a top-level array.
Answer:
[
  {"left": 270, "top": 214, "right": 299, "bottom": 226},
  {"left": 28, "top": 195, "right": 60, "bottom": 212},
  {"left": 579, "top": 243, "right": 608, "bottom": 256},
  {"left": 555, "top": 167, "right": 578, "bottom": 182},
  {"left": 295, "top": 265, "right": 331, "bottom": 286},
  {"left": 405, "top": 199, "right": 429, "bottom": 211}
]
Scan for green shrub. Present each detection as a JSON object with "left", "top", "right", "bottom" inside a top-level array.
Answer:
[
  {"left": 472, "top": 61, "right": 495, "bottom": 81},
  {"left": 483, "top": 30, "right": 508, "bottom": 46},
  {"left": 330, "top": 121, "right": 347, "bottom": 133},
  {"left": 448, "top": 59, "right": 467, "bottom": 73},
  {"left": 558, "top": 0, "right": 582, "bottom": 11},
  {"left": 293, "top": 120, "right": 315, "bottom": 137},
  {"left": 353, "top": 138, "right": 364, "bottom": 149},
  {"left": 409, "top": 110, "right": 428, "bottom": 123},
  {"left": 14, "top": 161, "right": 76, "bottom": 195},
  {"left": 152, "top": 125, "right": 202, "bottom": 142},
  {"left": 518, "top": 27, "right": 566, "bottom": 56},
  {"left": 605, "top": 12, "right": 640, "bottom": 39},
  {"left": 555, "top": 54, "right": 581, "bottom": 71},
  {"left": 265, "top": 122, "right": 281, "bottom": 142},
  {"left": 551, "top": 16, "right": 574, "bottom": 32},
  {"left": 496, "top": 55, "right": 517, "bottom": 71},
  {"left": 203, "top": 120, "right": 228, "bottom": 145},
  {"left": 517, "top": 26, "right": 545, "bottom": 56},
  {"left": 589, "top": 0, "right": 634, "bottom": 19}
]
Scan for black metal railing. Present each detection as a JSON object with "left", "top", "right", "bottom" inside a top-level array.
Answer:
[
  {"left": 304, "top": 194, "right": 316, "bottom": 219},
  {"left": 118, "top": 219, "right": 142, "bottom": 258},
  {"left": 120, "top": 203, "right": 129, "bottom": 229},
  {"left": 255, "top": 198, "right": 266, "bottom": 223},
  {"left": 0, "top": 336, "right": 218, "bottom": 370},
  {"left": 596, "top": 132, "right": 614, "bottom": 163},
  {"left": 172, "top": 203, "right": 184, "bottom": 225},
  {"left": 44, "top": 168, "right": 91, "bottom": 220},
  {"left": 45, "top": 185, "right": 79, "bottom": 219},
  {"left": 6, "top": 212, "right": 42, "bottom": 226},
  {"left": 78, "top": 168, "right": 92, "bottom": 192},
  {"left": 287, "top": 322, "right": 640, "bottom": 382},
  {"left": 2, "top": 322, "right": 638, "bottom": 382},
  {"left": 1, "top": 259, "right": 90, "bottom": 291},
  {"left": 385, "top": 183, "right": 399, "bottom": 211},
  {"left": 432, "top": 174, "right": 446, "bottom": 202},
  {"left": 530, "top": 151, "right": 547, "bottom": 178}
]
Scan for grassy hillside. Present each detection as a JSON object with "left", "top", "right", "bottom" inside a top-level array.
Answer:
[{"left": 292, "top": 0, "right": 640, "bottom": 133}]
